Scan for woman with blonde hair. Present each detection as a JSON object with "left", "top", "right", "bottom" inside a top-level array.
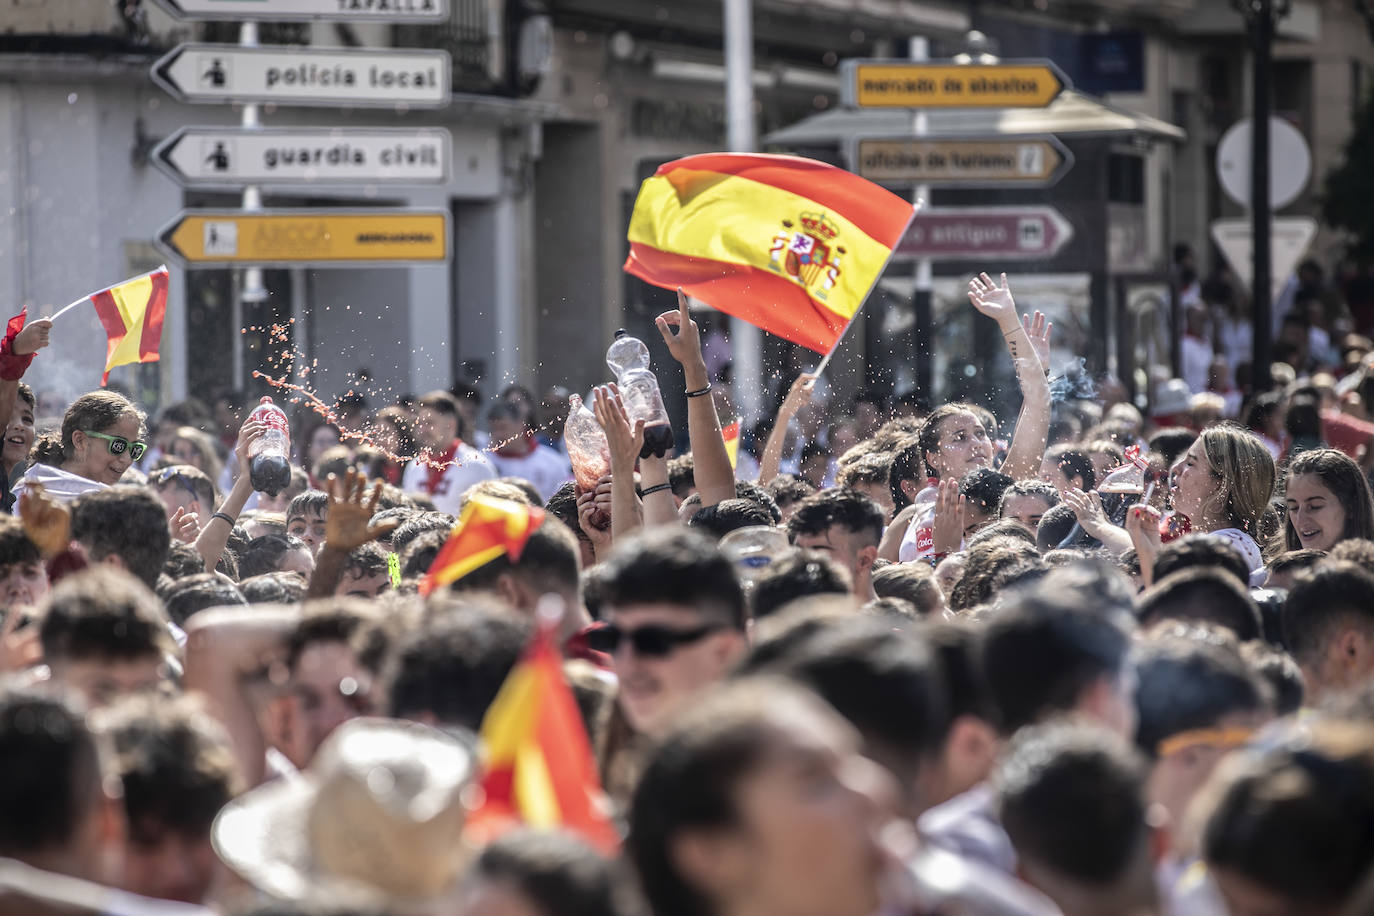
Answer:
[
  {"left": 14, "top": 390, "right": 147, "bottom": 505},
  {"left": 168, "top": 425, "right": 223, "bottom": 486},
  {"left": 1127, "top": 423, "right": 1277, "bottom": 583}
]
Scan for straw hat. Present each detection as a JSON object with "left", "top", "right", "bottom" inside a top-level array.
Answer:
[{"left": 212, "top": 718, "right": 478, "bottom": 909}]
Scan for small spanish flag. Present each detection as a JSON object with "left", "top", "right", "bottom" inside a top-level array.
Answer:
[
  {"left": 470, "top": 612, "right": 619, "bottom": 853},
  {"left": 625, "top": 153, "right": 915, "bottom": 354},
  {"left": 722, "top": 419, "right": 741, "bottom": 470},
  {"left": 418, "top": 495, "right": 545, "bottom": 597},
  {"left": 88, "top": 266, "right": 170, "bottom": 385}
]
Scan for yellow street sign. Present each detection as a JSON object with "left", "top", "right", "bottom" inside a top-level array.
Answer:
[
  {"left": 854, "top": 136, "right": 1073, "bottom": 187},
  {"left": 155, "top": 209, "right": 450, "bottom": 267},
  {"left": 844, "top": 60, "right": 1068, "bottom": 109}
]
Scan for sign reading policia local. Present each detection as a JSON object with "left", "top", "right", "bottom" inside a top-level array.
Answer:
[
  {"left": 853, "top": 136, "right": 1074, "bottom": 187},
  {"left": 151, "top": 44, "right": 451, "bottom": 108},
  {"left": 842, "top": 60, "right": 1068, "bottom": 109},
  {"left": 155, "top": 210, "right": 452, "bottom": 268}
]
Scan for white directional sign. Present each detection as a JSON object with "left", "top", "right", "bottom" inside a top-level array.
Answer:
[
  {"left": 153, "top": 0, "right": 448, "bottom": 21},
  {"left": 1210, "top": 217, "right": 1319, "bottom": 300},
  {"left": 151, "top": 44, "right": 451, "bottom": 108},
  {"left": 153, "top": 127, "right": 450, "bottom": 186}
]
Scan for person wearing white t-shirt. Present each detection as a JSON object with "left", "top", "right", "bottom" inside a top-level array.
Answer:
[
  {"left": 486, "top": 401, "right": 572, "bottom": 501},
  {"left": 401, "top": 391, "right": 495, "bottom": 516}
]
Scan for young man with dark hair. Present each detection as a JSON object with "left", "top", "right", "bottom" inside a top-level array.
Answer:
[
  {"left": 383, "top": 598, "right": 531, "bottom": 731},
  {"left": 872, "top": 562, "right": 947, "bottom": 617},
  {"left": 1264, "top": 548, "right": 1326, "bottom": 590},
  {"left": 1151, "top": 533, "right": 1251, "bottom": 587},
  {"left": 920, "top": 622, "right": 1001, "bottom": 808},
  {"left": 449, "top": 517, "right": 590, "bottom": 642},
  {"left": 70, "top": 485, "right": 172, "bottom": 590},
  {"left": 1040, "top": 445, "right": 1096, "bottom": 495},
  {"left": 544, "top": 481, "right": 596, "bottom": 568},
  {"left": 97, "top": 694, "right": 242, "bottom": 904},
  {"left": 1282, "top": 560, "right": 1374, "bottom": 702},
  {"left": 0, "top": 513, "right": 47, "bottom": 609},
  {"left": 40, "top": 567, "right": 176, "bottom": 707},
  {"left": 486, "top": 401, "right": 572, "bottom": 501},
  {"left": 0, "top": 685, "right": 125, "bottom": 886},
  {"left": 686, "top": 498, "right": 775, "bottom": 541},
  {"left": 921, "top": 570, "right": 1137, "bottom": 873},
  {"left": 785, "top": 487, "right": 885, "bottom": 600},
  {"left": 1136, "top": 567, "right": 1264, "bottom": 641},
  {"left": 1133, "top": 634, "right": 1269, "bottom": 836},
  {"left": 150, "top": 464, "right": 217, "bottom": 528},
  {"left": 835, "top": 451, "right": 895, "bottom": 518},
  {"left": 592, "top": 528, "right": 747, "bottom": 735},
  {"left": 158, "top": 573, "right": 247, "bottom": 626},
  {"left": 740, "top": 616, "right": 951, "bottom": 818},
  {"left": 994, "top": 722, "right": 1160, "bottom": 916},
  {"left": 750, "top": 550, "right": 851, "bottom": 620},
  {"left": 762, "top": 473, "right": 816, "bottom": 522},
  {"left": 666, "top": 454, "right": 696, "bottom": 504},
  {"left": 998, "top": 478, "right": 1060, "bottom": 535},
  {"left": 333, "top": 541, "right": 391, "bottom": 598},
  {"left": 286, "top": 490, "right": 329, "bottom": 556},
  {"left": 402, "top": 390, "right": 496, "bottom": 515},
  {"left": 283, "top": 598, "right": 385, "bottom": 766}
]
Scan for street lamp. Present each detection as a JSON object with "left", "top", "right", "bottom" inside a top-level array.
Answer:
[{"left": 1231, "top": 0, "right": 1292, "bottom": 394}]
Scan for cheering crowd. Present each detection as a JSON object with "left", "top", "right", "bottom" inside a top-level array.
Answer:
[{"left": 1, "top": 270, "right": 1374, "bottom": 916}]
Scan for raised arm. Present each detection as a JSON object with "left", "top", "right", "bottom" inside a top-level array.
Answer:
[
  {"left": 0, "top": 315, "right": 52, "bottom": 446},
  {"left": 592, "top": 384, "right": 646, "bottom": 544},
  {"left": 307, "top": 470, "right": 402, "bottom": 599},
  {"left": 758, "top": 372, "right": 817, "bottom": 485},
  {"left": 193, "top": 418, "right": 264, "bottom": 572},
  {"left": 657, "top": 290, "right": 735, "bottom": 507},
  {"left": 967, "top": 272, "right": 1051, "bottom": 482}
]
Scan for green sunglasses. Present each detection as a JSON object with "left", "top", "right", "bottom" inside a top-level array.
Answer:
[{"left": 81, "top": 429, "right": 147, "bottom": 462}]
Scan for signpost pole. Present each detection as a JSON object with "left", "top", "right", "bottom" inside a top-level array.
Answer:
[
  {"left": 910, "top": 36, "right": 933, "bottom": 400},
  {"left": 237, "top": 20, "right": 265, "bottom": 390},
  {"left": 725, "top": 0, "right": 763, "bottom": 426},
  {"left": 1250, "top": 1, "right": 1275, "bottom": 394}
]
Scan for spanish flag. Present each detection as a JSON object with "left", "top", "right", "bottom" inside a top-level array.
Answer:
[
  {"left": 418, "top": 495, "right": 545, "bottom": 596},
  {"left": 471, "top": 612, "right": 620, "bottom": 853},
  {"left": 89, "top": 266, "right": 170, "bottom": 384},
  {"left": 722, "top": 419, "right": 741, "bottom": 469},
  {"left": 625, "top": 153, "right": 915, "bottom": 354}
]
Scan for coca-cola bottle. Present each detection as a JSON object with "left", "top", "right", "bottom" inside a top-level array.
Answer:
[
  {"left": 564, "top": 394, "right": 612, "bottom": 492},
  {"left": 606, "top": 330, "right": 675, "bottom": 458},
  {"left": 247, "top": 397, "right": 291, "bottom": 496}
]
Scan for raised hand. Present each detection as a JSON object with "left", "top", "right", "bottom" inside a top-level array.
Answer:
[
  {"left": 1022, "top": 310, "right": 1052, "bottom": 370},
  {"left": 655, "top": 288, "right": 707, "bottom": 374},
  {"left": 234, "top": 419, "right": 267, "bottom": 470},
  {"left": 169, "top": 506, "right": 201, "bottom": 545},
  {"left": 782, "top": 372, "right": 818, "bottom": 413},
  {"left": 967, "top": 272, "right": 1018, "bottom": 326},
  {"left": 932, "top": 477, "right": 964, "bottom": 556},
  {"left": 323, "top": 469, "right": 400, "bottom": 553},
  {"left": 1063, "top": 487, "right": 1107, "bottom": 533},
  {"left": 11, "top": 318, "right": 52, "bottom": 356},
  {"left": 18, "top": 482, "right": 71, "bottom": 559},
  {"left": 592, "top": 384, "right": 645, "bottom": 471}
]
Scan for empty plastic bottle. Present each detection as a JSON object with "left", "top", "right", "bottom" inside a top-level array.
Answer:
[
  {"left": 564, "top": 394, "right": 612, "bottom": 493},
  {"left": 606, "top": 329, "right": 675, "bottom": 459}
]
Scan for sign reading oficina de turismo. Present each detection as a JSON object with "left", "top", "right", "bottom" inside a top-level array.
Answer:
[
  {"left": 151, "top": 44, "right": 451, "bottom": 107},
  {"left": 153, "top": 127, "right": 450, "bottom": 186}
]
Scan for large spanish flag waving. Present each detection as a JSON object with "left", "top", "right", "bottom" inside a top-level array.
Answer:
[
  {"left": 625, "top": 153, "right": 915, "bottom": 354},
  {"left": 470, "top": 611, "right": 620, "bottom": 853},
  {"left": 418, "top": 495, "right": 545, "bottom": 596},
  {"left": 87, "top": 266, "right": 170, "bottom": 384}
]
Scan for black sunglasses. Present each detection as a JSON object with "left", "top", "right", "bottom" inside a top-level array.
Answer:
[
  {"left": 587, "top": 622, "right": 725, "bottom": 658},
  {"left": 153, "top": 468, "right": 200, "bottom": 502}
]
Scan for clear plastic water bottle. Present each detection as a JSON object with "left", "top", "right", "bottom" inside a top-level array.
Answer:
[
  {"left": 606, "top": 330, "right": 674, "bottom": 459},
  {"left": 720, "top": 526, "right": 792, "bottom": 586},
  {"left": 564, "top": 394, "right": 612, "bottom": 492},
  {"left": 246, "top": 396, "right": 291, "bottom": 496}
]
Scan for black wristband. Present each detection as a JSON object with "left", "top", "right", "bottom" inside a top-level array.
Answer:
[
  {"left": 211, "top": 511, "right": 236, "bottom": 526},
  {"left": 685, "top": 384, "right": 713, "bottom": 398},
  {"left": 641, "top": 483, "right": 672, "bottom": 497}
]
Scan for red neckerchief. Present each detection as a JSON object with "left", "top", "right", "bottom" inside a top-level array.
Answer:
[
  {"left": 424, "top": 440, "right": 460, "bottom": 494},
  {"left": 566, "top": 622, "right": 612, "bottom": 670}
]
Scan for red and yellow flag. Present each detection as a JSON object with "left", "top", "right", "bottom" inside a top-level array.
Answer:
[
  {"left": 90, "top": 266, "right": 170, "bottom": 384},
  {"left": 471, "top": 614, "right": 620, "bottom": 853},
  {"left": 722, "top": 419, "right": 741, "bottom": 469},
  {"left": 418, "top": 495, "right": 545, "bottom": 597},
  {"left": 624, "top": 153, "right": 915, "bottom": 354}
]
